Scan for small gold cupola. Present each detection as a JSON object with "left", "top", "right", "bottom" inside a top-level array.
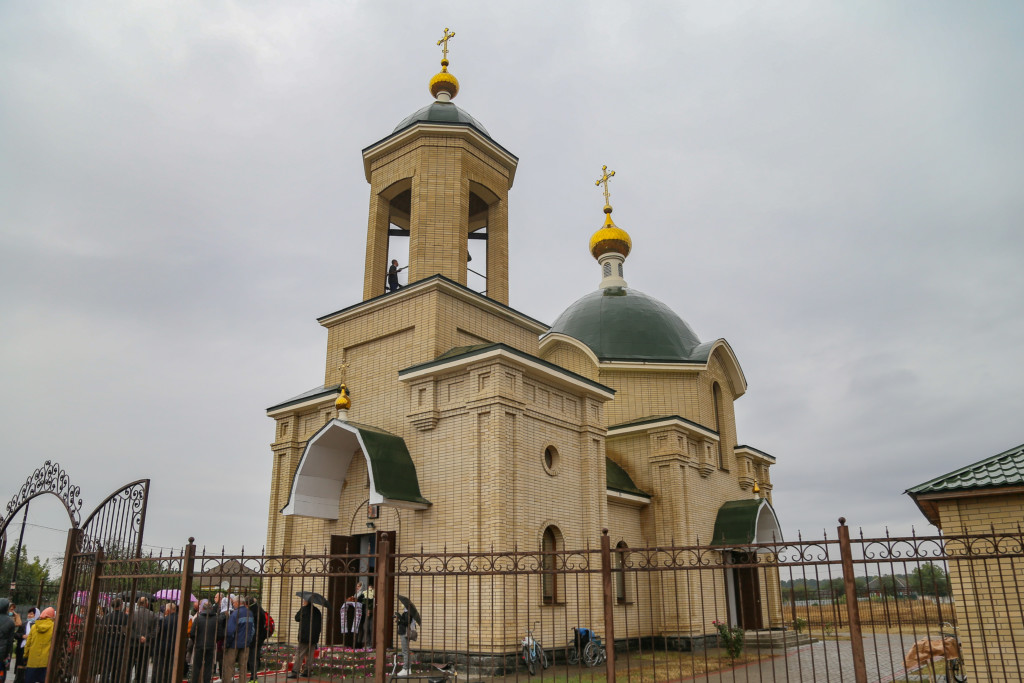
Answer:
[
  {"left": 335, "top": 357, "right": 351, "bottom": 421},
  {"left": 590, "top": 165, "right": 631, "bottom": 288},
  {"left": 429, "top": 27, "right": 459, "bottom": 102}
]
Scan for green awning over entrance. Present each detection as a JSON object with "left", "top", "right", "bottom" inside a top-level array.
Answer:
[
  {"left": 354, "top": 424, "right": 431, "bottom": 506},
  {"left": 711, "top": 498, "right": 782, "bottom": 546},
  {"left": 281, "top": 419, "right": 430, "bottom": 519}
]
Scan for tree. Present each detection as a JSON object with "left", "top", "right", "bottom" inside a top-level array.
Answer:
[
  {"left": 910, "top": 562, "right": 951, "bottom": 599},
  {"left": 0, "top": 545, "right": 54, "bottom": 605}
]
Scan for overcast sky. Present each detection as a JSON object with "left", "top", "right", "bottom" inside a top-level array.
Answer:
[{"left": 2, "top": 1, "right": 1022, "bottom": 564}]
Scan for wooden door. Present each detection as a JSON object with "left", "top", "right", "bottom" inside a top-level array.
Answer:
[{"left": 733, "top": 552, "right": 763, "bottom": 630}]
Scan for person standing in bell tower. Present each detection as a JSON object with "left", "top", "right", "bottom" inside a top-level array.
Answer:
[{"left": 388, "top": 259, "right": 404, "bottom": 292}]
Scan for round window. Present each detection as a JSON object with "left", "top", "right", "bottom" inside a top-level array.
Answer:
[{"left": 543, "top": 446, "right": 560, "bottom": 475}]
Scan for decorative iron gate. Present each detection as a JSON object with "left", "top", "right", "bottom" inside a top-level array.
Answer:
[{"left": 47, "top": 479, "right": 150, "bottom": 683}]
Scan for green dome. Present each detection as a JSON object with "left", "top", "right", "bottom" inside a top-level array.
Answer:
[
  {"left": 547, "top": 288, "right": 703, "bottom": 362},
  {"left": 394, "top": 101, "right": 490, "bottom": 137}
]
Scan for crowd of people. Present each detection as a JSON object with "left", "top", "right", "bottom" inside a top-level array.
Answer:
[
  {"left": 1, "top": 584, "right": 381, "bottom": 683},
  {"left": 1, "top": 600, "right": 55, "bottom": 683}
]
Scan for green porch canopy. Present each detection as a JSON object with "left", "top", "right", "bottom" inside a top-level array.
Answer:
[
  {"left": 281, "top": 419, "right": 430, "bottom": 519},
  {"left": 711, "top": 498, "right": 782, "bottom": 547}
]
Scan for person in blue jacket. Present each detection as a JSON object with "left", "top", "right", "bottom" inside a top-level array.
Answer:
[{"left": 222, "top": 596, "right": 254, "bottom": 682}]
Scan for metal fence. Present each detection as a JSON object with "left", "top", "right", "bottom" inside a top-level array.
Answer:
[{"left": 50, "top": 519, "right": 1023, "bottom": 683}]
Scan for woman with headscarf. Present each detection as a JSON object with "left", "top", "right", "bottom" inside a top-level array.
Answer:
[{"left": 24, "top": 607, "right": 55, "bottom": 683}]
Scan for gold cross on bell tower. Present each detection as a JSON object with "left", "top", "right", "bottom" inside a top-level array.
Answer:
[
  {"left": 337, "top": 355, "right": 350, "bottom": 384},
  {"left": 437, "top": 27, "right": 456, "bottom": 62},
  {"left": 595, "top": 165, "right": 616, "bottom": 208}
]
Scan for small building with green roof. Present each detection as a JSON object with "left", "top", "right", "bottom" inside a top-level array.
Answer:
[{"left": 906, "top": 443, "right": 1024, "bottom": 682}]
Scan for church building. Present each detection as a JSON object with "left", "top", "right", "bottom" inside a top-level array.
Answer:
[{"left": 264, "top": 32, "right": 783, "bottom": 651}]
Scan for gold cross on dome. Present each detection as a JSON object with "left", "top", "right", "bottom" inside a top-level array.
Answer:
[
  {"left": 595, "top": 165, "right": 616, "bottom": 206},
  {"left": 437, "top": 28, "right": 456, "bottom": 61},
  {"left": 337, "top": 356, "right": 350, "bottom": 384}
]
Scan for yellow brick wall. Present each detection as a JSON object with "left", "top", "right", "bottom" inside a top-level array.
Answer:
[{"left": 935, "top": 494, "right": 1024, "bottom": 683}]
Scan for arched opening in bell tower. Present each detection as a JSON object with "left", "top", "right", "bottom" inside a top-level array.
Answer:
[
  {"left": 467, "top": 181, "right": 499, "bottom": 296},
  {"left": 382, "top": 179, "right": 411, "bottom": 293}
]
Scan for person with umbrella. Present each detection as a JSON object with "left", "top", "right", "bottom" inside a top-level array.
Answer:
[
  {"left": 394, "top": 596, "right": 421, "bottom": 678},
  {"left": 288, "top": 593, "right": 323, "bottom": 679}
]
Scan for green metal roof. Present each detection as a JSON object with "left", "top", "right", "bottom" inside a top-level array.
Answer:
[
  {"left": 907, "top": 442, "right": 1024, "bottom": 495},
  {"left": 606, "top": 458, "right": 650, "bottom": 498},
  {"left": 350, "top": 422, "right": 431, "bottom": 506},
  {"left": 546, "top": 287, "right": 706, "bottom": 363},
  {"left": 399, "top": 342, "right": 614, "bottom": 396},
  {"left": 266, "top": 384, "right": 339, "bottom": 412},
  {"left": 392, "top": 101, "right": 490, "bottom": 136},
  {"left": 281, "top": 420, "right": 430, "bottom": 515},
  {"left": 711, "top": 499, "right": 781, "bottom": 546}
]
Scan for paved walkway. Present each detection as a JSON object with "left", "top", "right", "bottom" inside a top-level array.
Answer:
[{"left": 685, "top": 633, "right": 924, "bottom": 682}]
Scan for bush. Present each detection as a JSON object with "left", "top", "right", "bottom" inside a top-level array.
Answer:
[
  {"left": 792, "top": 617, "right": 808, "bottom": 633},
  {"left": 712, "top": 620, "right": 744, "bottom": 660}
]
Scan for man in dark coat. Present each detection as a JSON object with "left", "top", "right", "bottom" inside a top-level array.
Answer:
[
  {"left": 99, "top": 599, "right": 128, "bottom": 683},
  {"left": 287, "top": 600, "right": 321, "bottom": 678},
  {"left": 246, "top": 597, "right": 268, "bottom": 677},
  {"left": 0, "top": 599, "right": 16, "bottom": 683},
  {"left": 188, "top": 602, "right": 221, "bottom": 683},
  {"left": 128, "top": 597, "right": 158, "bottom": 683},
  {"left": 152, "top": 603, "right": 178, "bottom": 683},
  {"left": 387, "top": 259, "right": 404, "bottom": 292}
]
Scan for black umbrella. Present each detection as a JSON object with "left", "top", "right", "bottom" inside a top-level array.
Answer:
[
  {"left": 397, "top": 595, "right": 421, "bottom": 624},
  {"left": 295, "top": 591, "right": 329, "bottom": 607}
]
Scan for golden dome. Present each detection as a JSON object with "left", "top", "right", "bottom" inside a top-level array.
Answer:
[
  {"left": 589, "top": 211, "right": 632, "bottom": 259},
  {"left": 429, "top": 60, "right": 459, "bottom": 99},
  {"left": 335, "top": 384, "right": 351, "bottom": 411}
]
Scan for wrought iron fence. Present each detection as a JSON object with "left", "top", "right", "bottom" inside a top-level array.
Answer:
[{"left": 48, "top": 520, "right": 1023, "bottom": 683}]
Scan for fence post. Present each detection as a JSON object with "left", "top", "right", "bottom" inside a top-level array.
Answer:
[
  {"left": 373, "top": 531, "right": 391, "bottom": 683},
  {"left": 837, "top": 518, "right": 867, "bottom": 683},
  {"left": 171, "top": 538, "right": 197, "bottom": 683},
  {"left": 76, "top": 546, "right": 106, "bottom": 682},
  {"left": 600, "top": 529, "right": 617, "bottom": 683},
  {"left": 46, "top": 527, "right": 83, "bottom": 680},
  {"left": 36, "top": 579, "right": 45, "bottom": 608}
]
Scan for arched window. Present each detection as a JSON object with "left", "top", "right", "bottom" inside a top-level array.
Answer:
[
  {"left": 542, "top": 525, "right": 564, "bottom": 604},
  {"left": 713, "top": 382, "right": 727, "bottom": 470},
  {"left": 614, "top": 541, "right": 631, "bottom": 604}
]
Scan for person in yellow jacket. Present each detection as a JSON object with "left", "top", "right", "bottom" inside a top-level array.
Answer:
[{"left": 24, "top": 607, "right": 55, "bottom": 683}]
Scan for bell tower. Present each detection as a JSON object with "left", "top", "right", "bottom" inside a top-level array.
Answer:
[{"left": 361, "top": 29, "right": 518, "bottom": 304}]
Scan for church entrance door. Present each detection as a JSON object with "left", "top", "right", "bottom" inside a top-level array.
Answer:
[
  {"left": 328, "top": 535, "right": 359, "bottom": 646},
  {"left": 731, "top": 551, "right": 763, "bottom": 630},
  {"left": 327, "top": 530, "right": 396, "bottom": 648}
]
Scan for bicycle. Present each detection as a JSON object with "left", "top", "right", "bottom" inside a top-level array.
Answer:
[
  {"left": 521, "top": 620, "right": 548, "bottom": 675},
  {"left": 940, "top": 622, "right": 967, "bottom": 682},
  {"left": 566, "top": 627, "right": 606, "bottom": 668}
]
